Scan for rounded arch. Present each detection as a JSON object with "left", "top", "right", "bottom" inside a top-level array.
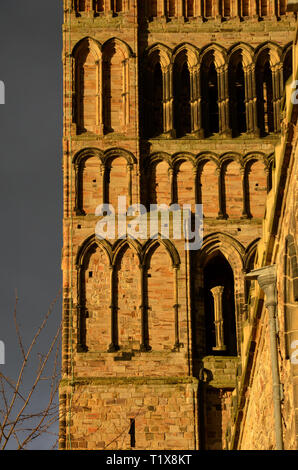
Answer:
[
  {"left": 172, "top": 152, "right": 196, "bottom": 168},
  {"left": 199, "top": 43, "right": 227, "bottom": 69},
  {"left": 254, "top": 41, "right": 282, "bottom": 66},
  {"left": 172, "top": 43, "right": 200, "bottom": 67},
  {"left": 146, "top": 43, "right": 172, "bottom": 69},
  {"left": 228, "top": 43, "right": 254, "bottom": 68},
  {"left": 219, "top": 152, "right": 243, "bottom": 168},
  {"left": 196, "top": 152, "right": 219, "bottom": 168},
  {"left": 243, "top": 151, "right": 268, "bottom": 168},
  {"left": 102, "top": 37, "right": 133, "bottom": 59},
  {"left": 147, "top": 152, "right": 173, "bottom": 169},
  {"left": 72, "top": 147, "right": 104, "bottom": 166},
  {"left": 72, "top": 36, "right": 102, "bottom": 59},
  {"left": 143, "top": 238, "right": 181, "bottom": 268},
  {"left": 103, "top": 148, "right": 136, "bottom": 166}
]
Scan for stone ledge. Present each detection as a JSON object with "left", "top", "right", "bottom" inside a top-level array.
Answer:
[{"left": 59, "top": 376, "right": 199, "bottom": 387}]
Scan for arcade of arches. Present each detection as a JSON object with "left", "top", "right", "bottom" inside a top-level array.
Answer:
[{"left": 60, "top": 0, "right": 297, "bottom": 451}]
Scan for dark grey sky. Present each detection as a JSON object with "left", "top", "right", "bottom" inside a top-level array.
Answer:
[{"left": 0, "top": 1, "right": 63, "bottom": 449}]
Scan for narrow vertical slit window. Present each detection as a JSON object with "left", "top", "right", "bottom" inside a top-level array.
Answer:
[{"left": 129, "top": 419, "right": 136, "bottom": 448}]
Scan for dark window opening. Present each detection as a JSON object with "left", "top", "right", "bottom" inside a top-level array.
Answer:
[
  {"left": 222, "top": 0, "right": 231, "bottom": 16},
  {"left": 151, "top": 0, "right": 157, "bottom": 17},
  {"left": 94, "top": 0, "right": 104, "bottom": 13},
  {"left": 257, "top": 60, "right": 274, "bottom": 135},
  {"left": 78, "top": 0, "right": 86, "bottom": 12},
  {"left": 150, "top": 63, "right": 164, "bottom": 137},
  {"left": 259, "top": 0, "right": 268, "bottom": 16},
  {"left": 186, "top": 0, "right": 194, "bottom": 17},
  {"left": 129, "top": 419, "right": 136, "bottom": 448},
  {"left": 230, "top": 61, "right": 246, "bottom": 136},
  {"left": 203, "top": 254, "right": 237, "bottom": 356},
  {"left": 283, "top": 50, "right": 292, "bottom": 86},
  {"left": 205, "top": 0, "right": 213, "bottom": 17},
  {"left": 242, "top": 0, "right": 249, "bottom": 16},
  {"left": 279, "top": 0, "right": 287, "bottom": 15},
  {"left": 115, "top": 0, "right": 123, "bottom": 13},
  {"left": 168, "top": 0, "right": 176, "bottom": 17},
  {"left": 203, "top": 63, "right": 219, "bottom": 136},
  {"left": 174, "top": 62, "right": 191, "bottom": 137}
]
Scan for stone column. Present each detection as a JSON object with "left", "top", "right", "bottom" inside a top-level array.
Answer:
[
  {"left": 162, "top": 65, "right": 175, "bottom": 137},
  {"left": 272, "top": 63, "right": 283, "bottom": 133},
  {"left": 218, "top": 65, "right": 231, "bottom": 137},
  {"left": 246, "top": 265, "right": 283, "bottom": 450},
  {"left": 210, "top": 285, "right": 226, "bottom": 351}
]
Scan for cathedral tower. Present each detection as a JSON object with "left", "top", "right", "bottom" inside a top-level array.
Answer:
[{"left": 59, "top": 0, "right": 295, "bottom": 450}]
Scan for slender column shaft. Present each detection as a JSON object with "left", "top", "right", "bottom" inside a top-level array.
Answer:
[{"left": 210, "top": 286, "right": 226, "bottom": 351}]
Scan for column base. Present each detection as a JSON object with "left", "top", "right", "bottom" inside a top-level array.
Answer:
[
  {"left": 77, "top": 344, "right": 88, "bottom": 353},
  {"left": 172, "top": 342, "right": 184, "bottom": 352},
  {"left": 212, "top": 346, "right": 227, "bottom": 351},
  {"left": 108, "top": 344, "right": 120, "bottom": 353},
  {"left": 217, "top": 213, "right": 228, "bottom": 220}
]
